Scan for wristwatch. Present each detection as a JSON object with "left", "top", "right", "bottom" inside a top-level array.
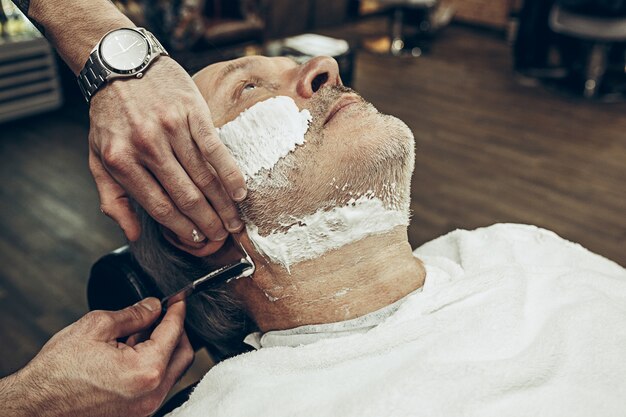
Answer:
[{"left": 77, "top": 27, "right": 169, "bottom": 103}]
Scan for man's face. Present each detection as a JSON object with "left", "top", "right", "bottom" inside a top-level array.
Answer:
[{"left": 193, "top": 56, "right": 415, "bottom": 233}]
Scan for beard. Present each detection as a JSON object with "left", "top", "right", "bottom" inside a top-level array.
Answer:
[{"left": 240, "top": 86, "right": 416, "bottom": 235}]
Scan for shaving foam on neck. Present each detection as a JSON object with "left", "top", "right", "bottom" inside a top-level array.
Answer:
[
  {"left": 217, "top": 96, "right": 312, "bottom": 181},
  {"left": 247, "top": 195, "right": 409, "bottom": 271}
]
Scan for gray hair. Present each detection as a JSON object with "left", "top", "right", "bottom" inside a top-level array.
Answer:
[{"left": 129, "top": 204, "right": 255, "bottom": 358}]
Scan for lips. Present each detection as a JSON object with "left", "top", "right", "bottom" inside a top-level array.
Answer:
[{"left": 323, "top": 94, "right": 361, "bottom": 126}]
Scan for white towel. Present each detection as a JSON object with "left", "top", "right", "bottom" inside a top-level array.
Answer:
[{"left": 167, "top": 224, "right": 626, "bottom": 417}]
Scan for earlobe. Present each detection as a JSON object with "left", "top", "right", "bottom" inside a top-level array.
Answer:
[{"left": 162, "top": 228, "right": 228, "bottom": 257}]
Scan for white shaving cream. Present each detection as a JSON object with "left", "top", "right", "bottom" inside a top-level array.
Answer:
[
  {"left": 217, "top": 96, "right": 311, "bottom": 181},
  {"left": 247, "top": 194, "right": 409, "bottom": 271}
]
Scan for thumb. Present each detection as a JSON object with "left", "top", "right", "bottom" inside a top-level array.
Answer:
[{"left": 97, "top": 298, "right": 162, "bottom": 340}]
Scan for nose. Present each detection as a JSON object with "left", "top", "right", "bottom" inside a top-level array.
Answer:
[{"left": 296, "top": 56, "right": 342, "bottom": 98}]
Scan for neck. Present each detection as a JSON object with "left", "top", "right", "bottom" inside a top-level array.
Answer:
[{"left": 232, "top": 226, "right": 425, "bottom": 332}]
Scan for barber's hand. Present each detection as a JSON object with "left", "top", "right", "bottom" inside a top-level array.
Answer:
[
  {"left": 12, "top": 298, "right": 193, "bottom": 417},
  {"left": 89, "top": 56, "right": 246, "bottom": 251}
]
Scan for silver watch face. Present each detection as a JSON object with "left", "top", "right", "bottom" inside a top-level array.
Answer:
[{"left": 100, "top": 29, "right": 150, "bottom": 72}]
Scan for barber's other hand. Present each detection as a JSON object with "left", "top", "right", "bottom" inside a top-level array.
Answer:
[
  {"left": 89, "top": 56, "right": 246, "bottom": 251},
  {"left": 11, "top": 298, "right": 193, "bottom": 417}
]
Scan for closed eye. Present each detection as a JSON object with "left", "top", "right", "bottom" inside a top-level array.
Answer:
[{"left": 241, "top": 77, "right": 262, "bottom": 93}]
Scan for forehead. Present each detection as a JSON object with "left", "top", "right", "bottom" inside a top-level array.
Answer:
[{"left": 193, "top": 56, "right": 296, "bottom": 94}]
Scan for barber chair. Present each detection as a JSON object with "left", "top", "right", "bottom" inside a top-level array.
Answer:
[
  {"left": 171, "top": 0, "right": 265, "bottom": 51},
  {"left": 363, "top": 0, "right": 453, "bottom": 57},
  {"left": 549, "top": 5, "right": 626, "bottom": 98},
  {"left": 87, "top": 246, "right": 224, "bottom": 416}
]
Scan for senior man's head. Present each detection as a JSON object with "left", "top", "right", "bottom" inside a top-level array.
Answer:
[
  {"left": 131, "top": 56, "right": 420, "bottom": 356},
  {"left": 194, "top": 56, "right": 414, "bottom": 235}
]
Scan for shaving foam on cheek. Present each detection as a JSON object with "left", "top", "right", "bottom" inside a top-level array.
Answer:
[
  {"left": 247, "top": 195, "right": 409, "bottom": 271},
  {"left": 217, "top": 96, "right": 312, "bottom": 181}
]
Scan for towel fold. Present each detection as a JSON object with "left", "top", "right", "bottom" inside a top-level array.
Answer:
[{"left": 168, "top": 224, "right": 626, "bottom": 417}]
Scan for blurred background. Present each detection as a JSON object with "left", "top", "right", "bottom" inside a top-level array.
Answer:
[{"left": 0, "top": 0, "right": 625, "bottom": 377}]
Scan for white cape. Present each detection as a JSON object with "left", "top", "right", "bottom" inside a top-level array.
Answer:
[{"left": 168, "top": 224, "right": 626, "bottom": 417}]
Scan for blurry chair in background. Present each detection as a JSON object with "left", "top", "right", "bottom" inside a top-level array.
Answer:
[
  {"left": 170, "top": 0, "right": 264, "bottom": 51},
  {"left": 549, "top": 3, "right": 626, "bottom": 98},
  {"left": 362, "top": 0, "right": 454, "bottom": 57},
  {"left": 107, "top": 0, "right": 266, "bottom": 75},
  {"left": 513, "top": 0, "right": 564, "bottom": 78},
  {"left": 113, "top": 0, "right": 265, "bottom": 52},
  {"left": 513, "top": 0, "right": 626, "bottom": 100}
]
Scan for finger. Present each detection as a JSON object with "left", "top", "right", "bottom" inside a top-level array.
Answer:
[
  {"left": 152, "top": 332, "right": 194, "bottom": 397},
  {"left": 126, "top": 328, "right": 151, "bottom": 347},
  {"left": 89, "top": 152, "right": 141, "bottom": 241},
  {"left": 188, "top": 104, "right": 247, "bottom": 202},
  {"left": 107, "top": 161, "right": 203, "bottom": 246},
  {"left": 126, "top": 333, "right": 142, "bottom": 347},
  {"left": 91, "top": 298, "right": 161, "bottom": 340},
  {"left": 162, "top": 227, "right": 227, "bottom": 257},
  {"left": 137, "top": 300, "right": 187, "bottom": 360},
  {"left": 171, "top": 137, "right": 244, "bottom": 233},
  {"left": 145, "top": 156, "right": 229, "bottom": 242}
]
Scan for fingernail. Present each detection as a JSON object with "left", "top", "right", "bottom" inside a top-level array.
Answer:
[
  {"left": 138, "top": 298, "right": 159, "bottom": 312},
  {"left": 228, "top": 220, "right": 243, "bottom": 231},
  {"left": 233, "top": 188, "right": 247, "bottom": 201},
  {"left": 215, "top": 229, "right": 229, "bottom": 241}
]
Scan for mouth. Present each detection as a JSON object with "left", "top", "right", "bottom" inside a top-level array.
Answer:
[{"left": 323, "top": 94, "right": 361, "bottom": 126}]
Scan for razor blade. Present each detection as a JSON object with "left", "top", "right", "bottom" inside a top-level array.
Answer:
[{"left": 161, "top": 241, "right": 255, "bottom": 309}]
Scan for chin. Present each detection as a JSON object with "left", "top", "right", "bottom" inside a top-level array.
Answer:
[
  {"left": 327, "top": 104, "right": 416, "bottom": 211},
  {"left": 331, "top": 102, "right": 414, "bottom": 160}
]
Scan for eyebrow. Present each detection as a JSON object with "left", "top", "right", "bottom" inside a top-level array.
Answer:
[{"left": 215, "top": 60, "right": 255, "bottom": 86}]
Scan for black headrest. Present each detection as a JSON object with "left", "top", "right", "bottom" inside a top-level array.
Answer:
[{"left": 87, "top": 246, "right": 162, "bottom": 312}]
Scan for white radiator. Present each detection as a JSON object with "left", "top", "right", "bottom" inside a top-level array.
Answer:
[{"left": 0, "top": 33, "right": 63, "bottom": 124}]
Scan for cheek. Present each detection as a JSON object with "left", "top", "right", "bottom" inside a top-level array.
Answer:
[
  {"left": 292, "top": 109, "right": 415, "bottom": 199},
  {"left": 217, "top": 96, "right": 312, "bottom": 182}
]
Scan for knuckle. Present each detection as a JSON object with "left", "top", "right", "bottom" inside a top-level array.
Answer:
[
  {"left": 137, "top": 366, "right": 163, "bottom": 392},
  {"left": 101, "top": 144, "right": 131, "bottom": 172},
  {"left": 125, "top": 304, "right": 146, "bottom": 323},
  {"left": 183, "top": 346, "right": 195, "bottom": 368},
  {"left": 132, "top": 126, "right": 160, "bottom": 158},
  {"left": 159, "top": 110, "right": 182, "bottom": 133},
  {"left": 194, "top": 123, "right": 211, "bottom": 141},
  {"left": 99, "top": 203, "right": 113, "bottom": 217},
  {"left": 174, "top": 191, "right": 204, "bottom": 213},
  {"left": 82, "top": 310, "right": 114, "bottom": 332},
  {"left": 201, "top": 136, "right": 225, "bottom": 158},
  {"left": 205, "top": 217, "right": 224, "bottom": 234},
  {"left": 195, "top": 170, "right": 219, "bottom": 190},
  {"left": 149, "top": 201, "right": 175, "bottom": 222},
  {"left": 221, "top": 168, "right": 244, "bottom": 185},
  {"left": 182, "top": 92, "right": 197, "bottom": 106}
]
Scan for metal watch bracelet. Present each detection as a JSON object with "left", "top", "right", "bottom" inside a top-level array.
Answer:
[{"left": 77, "top": 28, "right": 168, "bottom": 103}]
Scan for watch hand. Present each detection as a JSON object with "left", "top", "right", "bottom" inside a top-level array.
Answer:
[
  {"left": 108, "top": 49, "right": 130, "bottom": 59},
  {"left": 123, "top": 40, "right": 139, "bottom": 52}
]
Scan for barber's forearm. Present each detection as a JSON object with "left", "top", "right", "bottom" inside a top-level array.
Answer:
[
  {"left": 0, "top": 370, "right": 48, "bottom": 417},
  {"left": 12, "top": 0, "right": 134, "bottom": 74}
]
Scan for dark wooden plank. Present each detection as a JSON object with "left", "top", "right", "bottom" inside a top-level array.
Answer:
[{"left": 0, "top": 105, "right": 125, "bottom": 375}]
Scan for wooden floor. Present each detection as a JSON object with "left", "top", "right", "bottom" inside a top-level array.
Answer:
[{"left": 1, "top": 22, "right": 625, "bottom": 376}]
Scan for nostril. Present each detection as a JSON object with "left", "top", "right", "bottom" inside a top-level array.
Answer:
[{"left": 311, "top": 72, "right": 329, "bottom": 93}]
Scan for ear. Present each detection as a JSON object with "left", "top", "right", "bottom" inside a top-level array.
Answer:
[{"left": 162, "top": 228, "right": 228, "bottom": 257}]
